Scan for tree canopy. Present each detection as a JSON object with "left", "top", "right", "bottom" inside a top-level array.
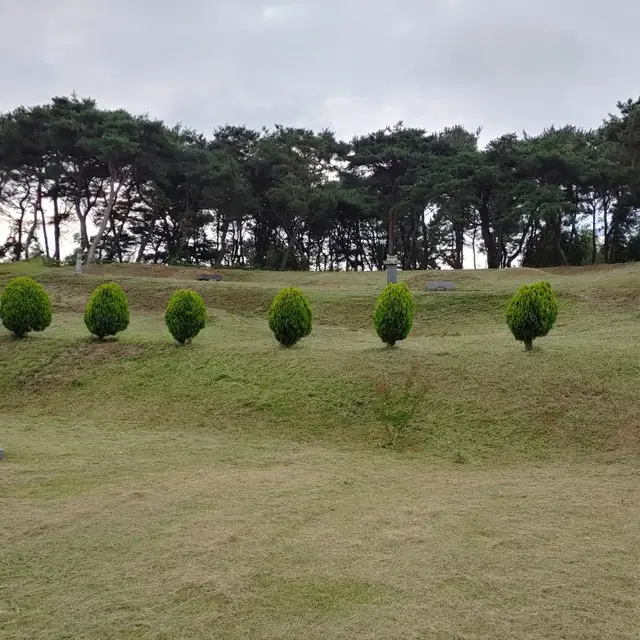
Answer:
[{"left": 1, "top": 94, "right": 639, "bottom": 269}]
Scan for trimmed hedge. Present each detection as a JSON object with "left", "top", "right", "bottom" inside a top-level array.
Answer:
[
  {"left": 268, "top": 287, "right": 312, "bottom": 347},
  {"left": 84, "top": 283, "right": 130, "bottom": 339},
  {"left": 373, "top": 282, "right": 416, "bottom": 346},
  {"left": 505, "top": 280, "right": 558, "bottom": 351},
  {"left": 165, "top": 289, "right": 207, "bottom": 344},
  {"left": 0, "top": 277, "right": 52, "bottom": 338}
]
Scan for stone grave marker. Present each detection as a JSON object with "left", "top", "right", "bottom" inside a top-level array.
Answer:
[
  {"left": 196, "top": 273, "right": 222, "bottom": 282},
  {"left": 424, "top": 281, "right": 456, "bottom": 292}
]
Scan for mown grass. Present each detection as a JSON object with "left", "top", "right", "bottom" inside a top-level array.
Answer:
[{"left": 1, "top": 262, "right": 639, "bottom": 639}]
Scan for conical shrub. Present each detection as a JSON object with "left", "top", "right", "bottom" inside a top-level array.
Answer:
[
  {"left": 84, "top": 283, "right": 130, "bottom": 340},
  {"left": 373, "top": 282, "right": 416, "bottom": 346},
  {"left": 165, "top": 289, "right": 207, "bottom": 344},
  {"left": 505, "top": 280, "right": 558, "bottom": 351},
  {"left": 268, "top": 287, "right": 312, "bottom": 347},
  {"left": 0, "top": 277, "right": 52, "bottom": 338}
]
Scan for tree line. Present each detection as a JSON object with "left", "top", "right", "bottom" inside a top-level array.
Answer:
[{"left": 1, "top": 94, "right": 639, "bottom": 270}]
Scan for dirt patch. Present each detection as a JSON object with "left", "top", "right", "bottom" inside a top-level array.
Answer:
[
  {"left": 581, "top": 286, "right": 640, "bottom": 311},
  {"left": 83, "top": 263, "right": 223, "bottom": 280},
  {"left": 545, "top": 264, "right": 629, "bottom": 275},
  {"left": 17, "top": 341, "right": 146, "bottom": 393},
  {"left": 67, "top": 341, "right": 145, "bottom": 364},
  {"left": 403, "top": 267, "right": 545, "bottom": 289},
  {"left": 608, "top": 424, "right": 640, "bottom": 452}
]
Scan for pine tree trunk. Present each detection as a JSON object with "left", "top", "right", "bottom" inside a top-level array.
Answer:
[
  {"left": 136, "top": 212, "right": 158, "bottom": 262},
  {"left": 75, "top": 195, "right": 89, "bottom": 253},
  {"left": 454, "top": 221, "right": 464, "bottom": 269},
  {"left": 603, "top": 202, "right": 609, "bottom": 263},
  {"left": 87, "top": 173, "right": 121, "bottom": 264},
  {"left": 37, "top": 180, "right": 50, "bottom": 259},
  {"left": 279, "top": 218, "right": 303, "bottom": 270},
  {"left": 53, "top": 194, "right": 61, "bottom": 262},
  {"left": 471, "top": 227, "right": 477, "bottom": 269},
  {"left": 216, "top": 220, "right": 230, "bottom": 266},
  {"left": 478, "top": 201, "right": 500, "bottom": 268},
  {"left": 24, "top": 206, "right": 39, "bottom": 259},
  {"left": 592, "top": 202, "right": 597, "bottom": 264},
  {"left": 14, "top": 191, "right": 30, "bottom": 261},
  {"left": 422, "top": 214, "right": 429, "bottom": 268}
]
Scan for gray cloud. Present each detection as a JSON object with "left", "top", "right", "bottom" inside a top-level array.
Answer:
[{"left": 1, "top": 0, "right": 639, "bottom": 143}]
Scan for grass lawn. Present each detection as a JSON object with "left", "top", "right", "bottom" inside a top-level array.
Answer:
[{"left": 1, "top": 262, "right": 639, "bottom": 639}]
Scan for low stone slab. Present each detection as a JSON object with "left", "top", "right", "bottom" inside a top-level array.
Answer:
[
  {"left": 196, "top": 273, "right": 222, "bottom": 281},
  {"left": 424, "top": 281, "right": 456, "bottom": 292},
  {"left": 0, "top": 449, "right": 4, "bottom": 461}
]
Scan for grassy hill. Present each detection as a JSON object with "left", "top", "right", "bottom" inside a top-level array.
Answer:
[{"left": 1, "top": 262, "right": 639, "bottom": 638}]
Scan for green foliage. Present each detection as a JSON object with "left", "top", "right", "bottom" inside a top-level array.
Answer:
[
  {"left": 2, "top": 96, "right": 640, "bottom": 270},
  {"left": 84, "top": 283, "right": 130, "bottom": 339},
  {"left": 373, "top": 282, "right": 416, "bottom": 346},
  {"left": 268, "top": 287, "right": 312, "bottom": 347},
  {"left": 165, "top": 289, "right": 207, "bottom": 344},
  {"left": 505, "top": 281, "right": 558, "bottom": 351},
  {"left": 0, "top": 277, "right": 52, "bottom": 338}
]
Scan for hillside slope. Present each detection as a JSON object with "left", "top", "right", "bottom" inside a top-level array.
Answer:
[
  {"left": 1, "top": 261, "right": 639, "bottom": 458},
  {"left": 1, "top": 263, "right": 639, "bottom": 639}
]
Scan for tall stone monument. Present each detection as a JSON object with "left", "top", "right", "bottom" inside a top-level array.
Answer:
[
  {"left": 384, "top": 254, "right": 398, "bottom": 284},
  {"left": 74, "top": 251, "right": 83, "bottom": 275}
]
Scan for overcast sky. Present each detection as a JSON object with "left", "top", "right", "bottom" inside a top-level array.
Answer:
[{"left": 2, "top": 0, "right": 639, "bottom": 144}]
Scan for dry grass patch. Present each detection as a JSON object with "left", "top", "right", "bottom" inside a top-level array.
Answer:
[
  {"left": 1, "top": 430, "right": 639, "bottom": 639},
  {"left": 1, "top": 262, "right": 639, "bottom": 638}
]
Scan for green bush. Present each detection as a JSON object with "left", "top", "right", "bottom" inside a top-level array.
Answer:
[
  {"left": 505, "top": 280, "right": 558, "bottom": 351},
  {"left": 0, "top": 277, "right": 52, "bottom": 338},
  {"left": 165, "top": 289, "right": 207, "bottom": 344},
  {"left": 268, "top": 287, "right": 312, "bottom": 347},
  {"left": 84, "top": 283, "right": 130, "bottom": 339},
  {"left": 373, "top": 282, "right": 416, "bottom": 346}
]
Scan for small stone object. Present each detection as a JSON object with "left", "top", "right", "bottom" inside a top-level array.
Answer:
[
  {"left": 0, "top": 449, "right": 4, "bottom": 461},
  {"left": 196, "top": 273, "right": 222, "bottom": 282},
  {"left": 424, "top": 281, "right": 456, "bottom": 292},
  {"left": 74, "top": 251, "right": 83, "bottom": 275},
  {"left": 384, "top": 255, "right": 398, "bottom": 284}
]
